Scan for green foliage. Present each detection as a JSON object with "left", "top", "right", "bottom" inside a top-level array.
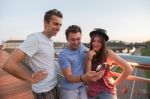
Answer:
[
  {"left": 112, "top": 66, "right": 122, "bottom": 80},
  {"left": 145, "top": 70, "right": 150, "bottom": 92},
  {"left": 141, "top": 48, "right": 150, "bottom": 56},
  {"left": 145, "top": 71, "right": 150, "bottom": 79},
  {"left": 115, "top": 66, "right": 122, "bottom": 73},
  {"left": 141, "top": 48, "right": 150, "bottom": 93}
]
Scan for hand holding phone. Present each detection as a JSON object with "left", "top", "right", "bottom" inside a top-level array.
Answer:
[{"left": 96, "top": 63, "right": 107, "bottom": 72}]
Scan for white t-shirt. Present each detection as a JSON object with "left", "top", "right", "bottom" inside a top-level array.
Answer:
[{"left": 18, "top": 32, "right": 57, "bottom": 93}]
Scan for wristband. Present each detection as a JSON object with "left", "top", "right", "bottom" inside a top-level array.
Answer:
[{"left": 80, "top": 75, "right": 86, "bottom": 84}]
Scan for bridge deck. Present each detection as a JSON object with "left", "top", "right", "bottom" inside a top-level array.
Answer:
[{"left": 0, "top": 69, "right": 33, "bottom": 99}]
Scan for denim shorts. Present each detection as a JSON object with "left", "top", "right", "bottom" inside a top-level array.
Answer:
[
  {"left": 60, "top": 85, "right": 88, "bottom": 99},
  {"left": 88, "top": 91, "right": 117, "bottom": 99}
]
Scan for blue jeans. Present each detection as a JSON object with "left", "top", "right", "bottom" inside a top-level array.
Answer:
[
  {"left": 88, "top": 91, "right": 117, "bottom": 99},
  {"left": 60, "top": 85, "right": 88, "bottom": 99}
]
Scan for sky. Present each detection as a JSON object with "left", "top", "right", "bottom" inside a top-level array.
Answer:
[{"left": 0, "top": 0, "right": 150, "bottom": 44}]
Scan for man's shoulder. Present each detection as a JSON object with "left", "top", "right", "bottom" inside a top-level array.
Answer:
[
  {"left": 26, "top": 32, "right": 50, "bottom": 43},
  {"left": 59, "top": 48, "right": 71, "bottom": 59},
  {"left": 25, "top": 32, "right": 39, "bottom": 41},
  {"left": 59, "top": 48, "right": 67, "bottom": 55},
  {"left": 80, "top": 43, "right": 89, "bottom": 53},
  {"left": 27, "top": 32, "right": 41, "bottom": 38},
  {"left": 19, "top": 32, "right": 40, "bottom": 48}
]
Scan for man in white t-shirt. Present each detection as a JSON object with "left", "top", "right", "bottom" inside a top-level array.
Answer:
[{"left": 3, "top": 9, "right": 63, "bottom": 99}]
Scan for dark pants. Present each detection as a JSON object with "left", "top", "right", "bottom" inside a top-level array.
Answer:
[{"left": 33, "top": 85, "right": 60, "bottom": 99}]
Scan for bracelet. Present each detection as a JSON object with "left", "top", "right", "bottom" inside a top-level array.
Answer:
[{"left": 80, "top": 75, "right": 86, "bottom": 84}]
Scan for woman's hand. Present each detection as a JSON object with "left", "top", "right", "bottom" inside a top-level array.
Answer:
[
  {"left": 96, "top": 70, "right": 105, "bottom": 79},
  {"left": 87, "top": 49, "right": 96, "bottom": 61}
]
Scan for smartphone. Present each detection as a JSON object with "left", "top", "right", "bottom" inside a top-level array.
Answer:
[{"left": 96, "top": 63, "right": 107, "bottom": 72}]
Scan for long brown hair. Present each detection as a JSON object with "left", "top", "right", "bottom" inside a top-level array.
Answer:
[{"left": 90, "top": 34, "right": 108, "bottom": 63}]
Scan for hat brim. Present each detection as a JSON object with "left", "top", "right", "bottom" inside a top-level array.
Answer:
[{"left": 90, "top": 31, "right": 109, "bottom": 41}]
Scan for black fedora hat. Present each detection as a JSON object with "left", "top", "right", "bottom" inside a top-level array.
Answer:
[{"left": 89, "top": 28, "right": 109, "bottom": 41}]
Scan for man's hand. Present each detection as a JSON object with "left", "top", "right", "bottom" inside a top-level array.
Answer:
[
  {"left": 82, "top": 71, "right": 104, "bottom": 83},
  {"left": 31, "top": 70, "right": 48, "bottom": 84}
]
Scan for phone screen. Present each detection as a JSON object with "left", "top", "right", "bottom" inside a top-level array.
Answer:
[{"left": 96, "top": 63, "right": 107, "bottom": 72}]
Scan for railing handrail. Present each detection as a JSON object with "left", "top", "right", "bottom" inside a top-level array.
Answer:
[{"left": 111, "top": 71, "right": 150, "bottom": 83}]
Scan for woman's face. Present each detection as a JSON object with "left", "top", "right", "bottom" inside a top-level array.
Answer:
[{"left": 92, "top": 35, "right": 103, "bottom": 52}]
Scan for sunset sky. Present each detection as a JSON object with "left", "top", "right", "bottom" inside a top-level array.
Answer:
[{"left": 0, "top": 0, "right": 150, "bottom": 44}]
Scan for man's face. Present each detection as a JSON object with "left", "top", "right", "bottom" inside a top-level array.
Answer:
[
  {"left": 67, "top": 32, "right": 81, "bottom": 50},
  {"left": 44, "top": 15, "right": 62, "bottom": 37}
]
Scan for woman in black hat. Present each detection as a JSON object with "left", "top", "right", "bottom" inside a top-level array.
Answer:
[{"left": 85, "top": 28, "right": 133, "bottom": 99}]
